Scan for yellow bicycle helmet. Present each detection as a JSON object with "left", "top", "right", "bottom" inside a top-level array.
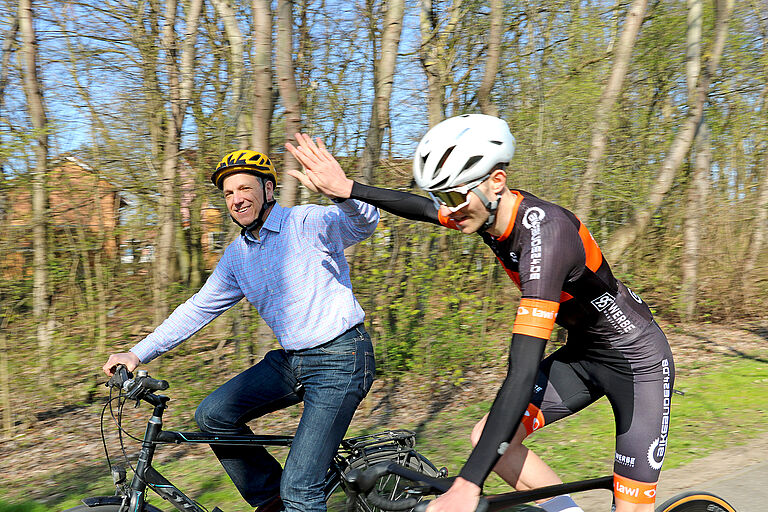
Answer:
[{"left": 211, "top": 149, "right": 277, "bottom": 190}]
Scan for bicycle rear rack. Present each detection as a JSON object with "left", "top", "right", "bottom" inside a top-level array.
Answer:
[{"left": 341, "top": 429, "right": 416, "bottom": 458}]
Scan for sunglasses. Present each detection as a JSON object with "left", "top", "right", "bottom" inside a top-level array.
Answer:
[{"left": 428, "top": 182, "right": 481, "bottom": 212}]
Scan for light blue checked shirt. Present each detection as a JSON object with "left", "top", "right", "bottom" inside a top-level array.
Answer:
[{"left": 130, "top": 199, "right": 379, "bottom": 362}]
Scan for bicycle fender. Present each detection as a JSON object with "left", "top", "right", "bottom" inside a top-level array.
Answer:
[
  {"left": 80, "top": 496, "right": 163, "bottom": 512},
  {"left": 82, "top": 497, "right": 125, "bottom": 507}
]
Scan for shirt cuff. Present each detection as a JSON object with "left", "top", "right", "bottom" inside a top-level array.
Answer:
[
  {"left": 335, "top": 197, "right": 365, "bottom": 215},
  {"left": 130, "top": 344, "right": 155, "bottom": 364}
]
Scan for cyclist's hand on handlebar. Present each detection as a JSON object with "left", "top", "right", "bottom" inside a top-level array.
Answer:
[
  {"left": 423, "top": 477, "right": 482, "bottom": 512},
  {"left": 103, "top": 352, "right": 140, "bottom": 377}
]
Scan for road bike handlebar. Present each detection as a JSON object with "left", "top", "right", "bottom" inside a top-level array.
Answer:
[
  {"left": 345, "top": 461, "right": 488, "bottom": 512},
  {"left": 106, "top": 364, "right": 169, "bottom": 400}
]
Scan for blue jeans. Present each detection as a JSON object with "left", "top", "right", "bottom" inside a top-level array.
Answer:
[{"left": 195, "top": 325, "right": 375, "bottom": 511}]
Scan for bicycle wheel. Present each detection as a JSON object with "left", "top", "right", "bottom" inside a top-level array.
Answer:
[
  {"left": 343, "top": 448, "right": 441, "bottom": 512},
  {"left": 655, "top": 491, "right": 736, "bottom": 512}
]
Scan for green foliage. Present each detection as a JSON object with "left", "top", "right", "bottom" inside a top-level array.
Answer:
[
  {"left": 0, "top": 500, "right": 47, "bottom": 512},
  {"left": 351, "top": 217, "right": 515, "bottom": 385}
]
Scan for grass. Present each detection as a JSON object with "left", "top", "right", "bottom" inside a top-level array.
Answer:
[{"left": 2, "top": 358, "right": 768, "bottom": 511}]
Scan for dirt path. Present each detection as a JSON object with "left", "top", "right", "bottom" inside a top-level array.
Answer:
[{"left": 572, "top": 432, "right": 768, "bottom": 510}]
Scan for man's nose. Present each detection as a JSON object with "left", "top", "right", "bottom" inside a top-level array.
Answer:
[{"left": 232, "top": 191, "right": 246, "bottom": 204}]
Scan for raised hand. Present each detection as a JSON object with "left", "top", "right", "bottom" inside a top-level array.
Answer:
[{"left": 285, "top": 133, "right": 353, "bottom": 200}]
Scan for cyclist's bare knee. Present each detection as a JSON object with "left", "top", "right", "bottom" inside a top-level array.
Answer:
[
  {"left": 614, "top": 498, "right": 654, "bottom": 512},
  {"left": 470, "top": 414, "right": 489, "bottom": 447},
  {"left": 470, "top": 415, "right": 527, "bottom": 449}
]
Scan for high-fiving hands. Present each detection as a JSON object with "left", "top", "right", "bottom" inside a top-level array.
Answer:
[{"left": 285, "top": 133, "right": 353, "bottom": 201}]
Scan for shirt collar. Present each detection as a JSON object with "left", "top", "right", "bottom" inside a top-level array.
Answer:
[{"left": 242, "top": 202, "right": 284, "bottom": 242}]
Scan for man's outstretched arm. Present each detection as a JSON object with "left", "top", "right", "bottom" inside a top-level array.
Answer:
[{"left": 286, "top": 133, "right": 440, "bottom": 225}]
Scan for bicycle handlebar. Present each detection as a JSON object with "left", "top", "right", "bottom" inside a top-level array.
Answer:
[
  {"left": 106, "top": 364, "right": 169, "bottom": 400},
  {"left": 345, "top": 461, "right": 487, "bottom": 512}
]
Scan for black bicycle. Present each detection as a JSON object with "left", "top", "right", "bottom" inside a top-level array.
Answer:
[
  {"left": 345, "top": 459, "right": 738, "bottom": 512},
  {"left": 63, "top": 366, "right": 440, "bottom": 512}
]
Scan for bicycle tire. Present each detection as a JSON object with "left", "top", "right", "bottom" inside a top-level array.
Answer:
[
  {"left": 655, "top": 491, "right": 737, "bottom": 512},
  {"left": 342, "top": 448, "right": 441, "bottom": 512}
]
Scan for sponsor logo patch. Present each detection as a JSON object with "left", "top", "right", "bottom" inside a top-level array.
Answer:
[
  {"left": 615, "top": 452, "right": 636, "bottom": 468},
  {"left": 648, "top": 359, "right": 672, "bottom": 471},
  {"left": 590, "top": 292, "right": 637, "bottom": 334},
  {"left": 522, "top": 207, "right": 545, "bottom": 280}
]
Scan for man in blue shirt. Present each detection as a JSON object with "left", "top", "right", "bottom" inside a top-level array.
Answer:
[{"left": 103, "top": 149, "right": 379, "bottom": 512}]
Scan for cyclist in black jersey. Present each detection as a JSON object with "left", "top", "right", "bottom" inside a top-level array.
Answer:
[{"left": 286, "top": 114, "right": 674, "bottom": 512}]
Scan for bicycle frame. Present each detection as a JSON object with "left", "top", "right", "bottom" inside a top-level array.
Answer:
[
  {"left": 483, "top": 475, "right": 613, "bottom": 511},
  {"left": 356, "top": 461, "right": 615, "bottom": 512},
  {"left": 116, "top": 392, "right": 349, "bottom": 512},
  {"left": 107, "top": 389, "right": 423, "bottom": 512}
]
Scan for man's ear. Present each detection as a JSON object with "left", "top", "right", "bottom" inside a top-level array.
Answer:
[
  {"left": 265, "top": 179, "right": 275, "bottom": 201},
  {"left": 489, "top": 168, "right": 507, "bottom": 194}
]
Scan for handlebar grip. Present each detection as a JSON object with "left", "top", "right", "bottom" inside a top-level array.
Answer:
[
  {"left": 141, "top": 376, "right": 169, "bottom": 391},
  {"left": 106, "top": 365, "right": 133, "bottom": 389}
]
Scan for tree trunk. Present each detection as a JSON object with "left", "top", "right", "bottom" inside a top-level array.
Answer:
[
  {"left": 19, "top": 0, "right": 52, "bottom": 377},
  {"left": 743, "top": 139, "right": 768, "bottom": 288},
  {"left": 477, "top": 0, "right": 502, "bottom": 116},
  {"left": 681, "top": 123, "right": 709, "bottom": 320},
  {"left": 359, "top": 0, "right": 405, "bottom": 185},
  {"left": 419, "top": 0, "right": 444, "bottom": 126},
  {"left": 0, "top": 314, "right": 10, "bottom": 439},
  {"left": 211, "top": 0, "right": 248, "bottom": 148},
  {"left": 252, "top": 0, "right": 273, "bottom": 153},
  {"left": 574, "top": 0, "right": 648, "bottom": 221},
  {"left": 605, "top": 0, "right": 734, "bottom": 261},
  {"left": 0, "top": 14, "right": 18, "bottom": 186},
  {"left": 276, "top": 0, "right": 301, "bottom": 206},
  {"left": 680, "top": 0, "right": 706, "bottom": 321},
  {"left": 154, "top": 0, "right": 202, "bottom": 325},
  {"left": 140, "top": 0, "right": 164, "bottom": 162}
]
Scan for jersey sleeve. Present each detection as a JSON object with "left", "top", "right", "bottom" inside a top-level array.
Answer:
[
  {"left": 459, "top": 333, "right": 546, "bottom": 485},
  {"left": 349, "top": 181, "right": 441, "bottom": 225}
]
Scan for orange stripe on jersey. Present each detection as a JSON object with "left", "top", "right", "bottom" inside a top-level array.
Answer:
[
  {"left": 496, "top": 255, "right": 522, "bottom": 289},
  {"left": 512, "top": 298, "right": 559, "bottom": 339},
  {"left": 613, "top": 474, "right": 658, "bottom": 504},
  {"left": 521, "top": 403, "right": 546, "bottom": 437},
  {"left": 578, "top": 222, "right": 603, "bottom": 272},
  {"left": 497, "top": 190, "right": 524, "bottom": 242}
]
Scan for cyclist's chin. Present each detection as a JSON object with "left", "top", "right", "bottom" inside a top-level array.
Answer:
[
  {"left": 233, "top": 212, "right": 257, "bottom": 226},
  {"left": 456, "top": 218, "right": 482, "bottom": 234}
]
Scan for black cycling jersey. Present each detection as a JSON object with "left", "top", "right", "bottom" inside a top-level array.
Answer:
[{"left": 350, "top": 183, "right": 674, "bottom": 503}]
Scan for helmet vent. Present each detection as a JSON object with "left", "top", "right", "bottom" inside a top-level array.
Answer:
[
  {"left": 490, "top": 140, "right": 503, "bottom": 145},
  {"left": 436, "top": 146, "right": 456, "bottom": 172},
  {"left": 462, "top": 156, "right": 482, "bottom": 171}
]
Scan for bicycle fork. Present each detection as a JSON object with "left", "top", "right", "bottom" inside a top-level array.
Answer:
[{"left": 126, "top": 405, "right": 163, "bottom": 512}]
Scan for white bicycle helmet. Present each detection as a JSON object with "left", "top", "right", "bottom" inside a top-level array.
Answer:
[{"left": 413, "top": 114, "right": 515, "bottom": 193}]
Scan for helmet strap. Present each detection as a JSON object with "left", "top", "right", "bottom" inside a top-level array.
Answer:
[{"left": 470, "top": 186, "right": 500, "bottom": 232}]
